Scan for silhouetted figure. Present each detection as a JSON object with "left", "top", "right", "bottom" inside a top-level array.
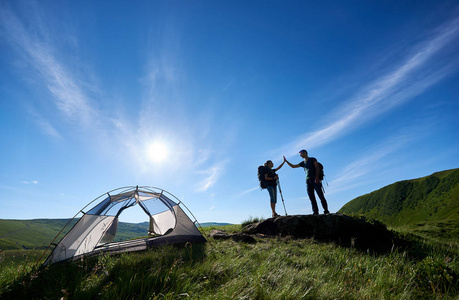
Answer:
[{"left": 284, "top": 150, "right": 329, "bottom": 215}]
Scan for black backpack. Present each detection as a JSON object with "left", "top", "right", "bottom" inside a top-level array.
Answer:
[
  {"left": 257, "top": 165, "right": 267, "bottom": 189},
  {"left": 317, "top": 162, "right": 324, "bottom": 181}
]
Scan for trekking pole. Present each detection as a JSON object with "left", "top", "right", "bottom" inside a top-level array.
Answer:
[
  {"left": 322, "top": 175, "right": 328, "bottom": 194},
  {"left": 277, "top": 179, "right": 288, "bottom": 216}
]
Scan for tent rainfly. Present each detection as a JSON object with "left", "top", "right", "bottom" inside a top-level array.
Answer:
[{"left": 43, "top": 186, "right": 206, "bottom": 266}]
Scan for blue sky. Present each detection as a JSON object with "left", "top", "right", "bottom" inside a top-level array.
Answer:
[{"left": 1, "top": 1, "right": 458, "bottom": 224}]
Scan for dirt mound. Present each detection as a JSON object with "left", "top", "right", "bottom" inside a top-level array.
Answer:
[{"left": 242, "top": 214, "right": 404, "bottom": 253}]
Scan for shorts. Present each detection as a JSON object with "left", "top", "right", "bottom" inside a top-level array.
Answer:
[{"left": 266, "top": 185, "right": 277, "bottom": 203}]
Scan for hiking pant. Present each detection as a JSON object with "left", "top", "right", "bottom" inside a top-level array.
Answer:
[
  {"left": 266, "top": 185, "right": 277, "bottom": 203},
  {"left": 306, "top": 179, "right": 328, "bottom": 214}
]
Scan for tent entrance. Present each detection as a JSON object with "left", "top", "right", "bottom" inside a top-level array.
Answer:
[{"left": 86, "top": 188, "right": 177, "bottom": 244}]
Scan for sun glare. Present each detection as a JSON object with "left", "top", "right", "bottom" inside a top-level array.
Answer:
[{"left": 147, "top": 142, "right": 169, "bottom": 163}]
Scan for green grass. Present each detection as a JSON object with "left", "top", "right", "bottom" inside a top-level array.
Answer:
[
  {"left": 1, "top": 224, "right": 458, "bottom": 299},
  {"left": 241, "top": 216, "right": 265, "bottom": 227},
  {"left": 2, "top": 167, "right": 458, "bottom": 298}
]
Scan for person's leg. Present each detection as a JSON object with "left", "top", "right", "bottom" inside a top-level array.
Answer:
[
  {"left": 314, "top": 181, "right": 329, "bottom": 214},
  {"left": 267, "top": 186, "right": 278, "bottom": 217},
  {"left": 270, "top": 202, "right": 277, "bottom": 216},
  {"left": 306, "top": 180, "right": 319, "bottom": 215}
]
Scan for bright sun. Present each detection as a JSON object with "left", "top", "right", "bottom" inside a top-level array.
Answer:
[{"left": 147, "top": 142, "right": 168, "bottom": 163}]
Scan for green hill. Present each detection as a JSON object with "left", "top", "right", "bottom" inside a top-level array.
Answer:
[
  {"left": 0, "top": 219, "right": 152, "bottom": 250},
  {"left": 0, "top": 219, "right": 77, "bottom": 250},
  {"left": 0, "top": 219, "right": 232, "bottom": 250},
  {"left": 338, "top": 168, "right": 459, "bottom": 240}
]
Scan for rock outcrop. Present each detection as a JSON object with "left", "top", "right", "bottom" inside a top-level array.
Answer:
[{"left": 242, "top": 214, "right": 404, "bottom": 253}]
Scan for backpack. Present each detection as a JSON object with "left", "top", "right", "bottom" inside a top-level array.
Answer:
[
  {"left": 317, "top": 162, "right": 324, "bottom": 181},
  {"left": 257, "top": 165, "right": 267, "bottom": 189}
]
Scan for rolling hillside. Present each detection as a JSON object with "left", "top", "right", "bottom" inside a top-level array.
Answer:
[
  {"left": 0, "top": 219, "right": 148, "bottom": 250},
  {"left": 0, "top": 219, "right": 77, "bottom": 250},
  {"left": 338, "top": 168, "right": 459, "bottom": 239},
  {"left": 0, "top": 219, "right": 230, "bottom": 250}
]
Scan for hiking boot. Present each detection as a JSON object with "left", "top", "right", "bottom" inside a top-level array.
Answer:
[
  {"left": 324, "top": 210, "right": 330, "bottom": 215},
  {"left": 313, "top": 212, "right": 319, "bottom": 216},
  {"left": 272, "top": 213, "right": 280, "bottom": 218}
]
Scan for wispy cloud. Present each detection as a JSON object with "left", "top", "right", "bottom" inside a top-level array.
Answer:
[
  {"left": 1, "top": 5, "right": 98, "bottom": 128},
  {"left": 35, "top": 117, "right": 62, "bottom": 139},
  {"left": 276, "top": 14, "right": 459, "bottom": 158},
  {"left": 195, "top": 161, "right": 228, "bottom": 192},
  {"left": 235, "top": 187, "right": 260, "bottom": 198},
  {"left": 22, "top": 180, "right": 38, "bottom": 184},
  {"left": 195, "top": 167, "right": 221, "bottom": 192},
  {"left": 325, "top": 124, "right": 428, "bottom": 196},
  {"left": 26, "top": 107, "right": 62, "bottom": 138}
]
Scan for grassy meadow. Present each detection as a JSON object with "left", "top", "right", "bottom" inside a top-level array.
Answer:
[
  {"left": 1, "top": 223, "right": 458, "bottom": 300},
  {"left": 1, "top": 169, "right": 458, "bottom": 299}
]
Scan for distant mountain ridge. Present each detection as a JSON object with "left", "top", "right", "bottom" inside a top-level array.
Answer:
[
  {"left": 338, "top": 168, "right": 459, "bottom": 229},
  {"left": 200, "top": 222, "right": 233, "bottom": 227}
]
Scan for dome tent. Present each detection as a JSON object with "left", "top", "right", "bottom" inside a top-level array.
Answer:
[{"left": 43, "top": 186, "right": 206, "bottom": 266}]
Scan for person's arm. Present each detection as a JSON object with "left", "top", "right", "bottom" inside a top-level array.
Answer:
[
  {"left": 273, "top": 160, "right": 285, "bottom": 172},
  {"left": 314, "top": 160, "right": 320, "bottom": 183},
  {"left": 283, "top": 156, "right": 301, "bottom": 168}
]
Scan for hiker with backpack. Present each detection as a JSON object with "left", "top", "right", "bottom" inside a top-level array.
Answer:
[
  {"left": 284, "top": 150, "right": 330, "bottom": 215},
  {"left": 258, "top": 160, "right": 285, "bottom": 218}
]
